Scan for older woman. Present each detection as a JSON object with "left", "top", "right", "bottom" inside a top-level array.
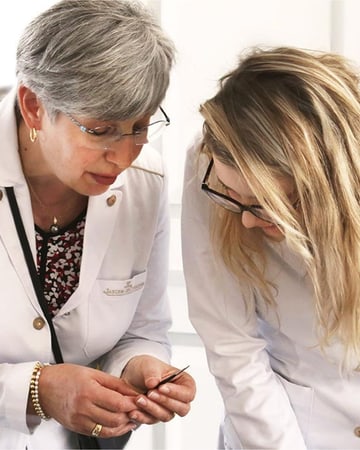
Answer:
[
  {"left": 0, "top": 0, "right": 195, "bottom": 448},
  {"left": 182, "top": 47, "right": 360, "bottom": 449}
]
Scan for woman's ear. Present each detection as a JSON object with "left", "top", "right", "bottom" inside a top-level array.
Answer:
[{"left": 17, "top": 85, "right": 43, "bottom": 131}]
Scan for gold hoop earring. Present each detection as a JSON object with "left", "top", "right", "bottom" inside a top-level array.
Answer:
[{"left": 29, "top": 128, "right": 38, "bottom": 143}]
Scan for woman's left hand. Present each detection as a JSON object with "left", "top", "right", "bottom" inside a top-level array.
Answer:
[{"left": 121, "top": 355, "right": 196, "bottom": 424}]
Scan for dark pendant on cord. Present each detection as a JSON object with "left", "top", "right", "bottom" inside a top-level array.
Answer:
[{"left": 49, "top": 217, "right": 59, "bottom": 234}]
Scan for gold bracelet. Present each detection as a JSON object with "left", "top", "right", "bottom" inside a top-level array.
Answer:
[{"left": 30, "top": 362, "right": 51, "bottom": 420}]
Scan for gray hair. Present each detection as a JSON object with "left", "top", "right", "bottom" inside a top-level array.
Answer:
[{"left": 16, "top": 0, "right": 175, "bottom": 120}]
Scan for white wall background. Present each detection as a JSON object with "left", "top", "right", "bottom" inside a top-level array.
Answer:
[{"left": 1, "top": 1, "right": 360, "bottom": 449}]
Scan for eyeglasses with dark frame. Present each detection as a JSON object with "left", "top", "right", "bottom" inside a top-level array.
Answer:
[
  {"left": 67, "top": 106, "right": 170, "bottom": 149},
  {"left": 201, "top": 158, "right": 282, "bottom": 223}
]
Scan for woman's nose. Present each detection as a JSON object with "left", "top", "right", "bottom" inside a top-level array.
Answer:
[
  {"left": 105, "top": 140, "right": 142, "bottom": 168},
  {"left": 241, "top": 210, "right": 269, "bottom": 229}
]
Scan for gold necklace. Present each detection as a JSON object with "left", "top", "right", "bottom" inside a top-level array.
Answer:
[{"left": 27, "top": 180, "right": 60, "bottom": 234}]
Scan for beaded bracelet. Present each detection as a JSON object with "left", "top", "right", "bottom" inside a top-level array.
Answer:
[{"left": 30, "top": 362, "right": 51, "bottom": 420}]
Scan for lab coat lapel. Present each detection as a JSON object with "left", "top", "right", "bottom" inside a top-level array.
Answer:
[
  {"left": 59, "top": 189, "right": 123, "bottom": 314},
  {"left": 0, "top": 89, "right": 42, "bottom": 310},
  {"left": 0, "top": 184, "right": 42, "bottom": 311}
]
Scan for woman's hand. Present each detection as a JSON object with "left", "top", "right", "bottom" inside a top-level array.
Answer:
[
  {"left": 121, "top": 355, "right": 196, "bottom": 425},
  {"left": 35, "top": 363, "right": 140, "bottom": 438}
]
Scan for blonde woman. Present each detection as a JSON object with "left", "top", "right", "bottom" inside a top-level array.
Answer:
[{"left": 182, "top": 47, "right": 360, "bottom": 449}]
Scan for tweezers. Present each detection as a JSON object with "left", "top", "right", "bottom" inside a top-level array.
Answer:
[{"left": 154, "top": 365, "right": 190, "bottom": 389}]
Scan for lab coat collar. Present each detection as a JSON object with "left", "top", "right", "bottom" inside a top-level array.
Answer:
[
  {"left": 0, "top": 86, "right": 26, "bottom": 187},
  {"left": 0, "top": 184, "right": 125, "bottom": 317},
  {"left": 266, "top": 239, "right": 307, "bottom": 278}
]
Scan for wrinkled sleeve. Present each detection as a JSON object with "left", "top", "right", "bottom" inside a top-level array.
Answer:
[
  {"left": 0, "top": 361, "right": 41, "bottom": 433},
  {"left": 181, "top": 139, "right": 307, "bottom": 450}
]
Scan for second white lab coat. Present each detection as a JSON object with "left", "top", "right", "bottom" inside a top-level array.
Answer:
[{"left": 182, "top": 137, "right": 360, "bottom": 450}]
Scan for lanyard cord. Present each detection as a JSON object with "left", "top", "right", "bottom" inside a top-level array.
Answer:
[{"left": 5, "top": 186, "right": 64, "bottom": 364}]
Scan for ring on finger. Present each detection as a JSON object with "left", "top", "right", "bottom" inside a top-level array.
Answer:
[{"left": 91, "top": 423, "right": 103, "bottom": 437}]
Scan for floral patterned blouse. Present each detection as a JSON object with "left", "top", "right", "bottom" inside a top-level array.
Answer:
[{"left": 35, "top": 212, "right": 86, "bottom": 317}]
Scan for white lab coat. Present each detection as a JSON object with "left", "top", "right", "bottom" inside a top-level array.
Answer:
[
  {"left": 0, "top": 89, "right": 172, "bottom": 449},
  {"left": 181, "top": 137, "right": 360, "bottom": 450}
]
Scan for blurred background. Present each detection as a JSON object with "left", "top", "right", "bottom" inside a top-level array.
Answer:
[{"left": 1, "top": 1, "right": 359, "bottom": 448}]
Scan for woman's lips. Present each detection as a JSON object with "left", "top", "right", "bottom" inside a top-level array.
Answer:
[{"left": 91, "top": 173, "right": 117, "bottom": 185}]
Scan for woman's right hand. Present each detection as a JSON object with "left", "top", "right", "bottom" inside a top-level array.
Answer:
[{"left": 32, "top": 363, "right": 139, "bottom": 438}]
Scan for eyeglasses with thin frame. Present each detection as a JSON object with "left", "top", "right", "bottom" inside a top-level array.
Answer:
[
  {"left": 67, "top": 106, "right": 170, "bottom": 150},
  {"left": 202, "top": 158, "right": 282, "bottom": 223}
]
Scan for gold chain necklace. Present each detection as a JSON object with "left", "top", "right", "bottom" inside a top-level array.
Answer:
[{"left": 27, "top": 180, "right": 60, "bottom": 234}]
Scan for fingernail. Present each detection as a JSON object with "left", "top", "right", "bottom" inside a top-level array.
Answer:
[
  {"left": 130, "top": 419, "right": 141, "bottom": 430},
  {"left": 148, "top": 390, "right": 160, "bottom": 400},
  {"left": 159, "top": 385, "right": 170, "bottom": 394},
  {"left": 137, "top": 397, "right": 147, "bottom": 406}
]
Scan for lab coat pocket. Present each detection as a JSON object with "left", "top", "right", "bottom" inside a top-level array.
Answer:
[
  {"left": 277, "top": 374, "right": 314, "bottom": 441},
  {"left": 83, "top": 271, "right": 147, "bottom": 360}
]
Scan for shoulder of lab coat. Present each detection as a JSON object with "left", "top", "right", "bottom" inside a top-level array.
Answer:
[{"left": 181, "top": 137, "right": 307, "bottom": 450}]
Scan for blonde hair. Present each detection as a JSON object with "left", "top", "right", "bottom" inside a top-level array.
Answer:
[{"left": 200, "top": 46, "right": 360, "bottom": 367}]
